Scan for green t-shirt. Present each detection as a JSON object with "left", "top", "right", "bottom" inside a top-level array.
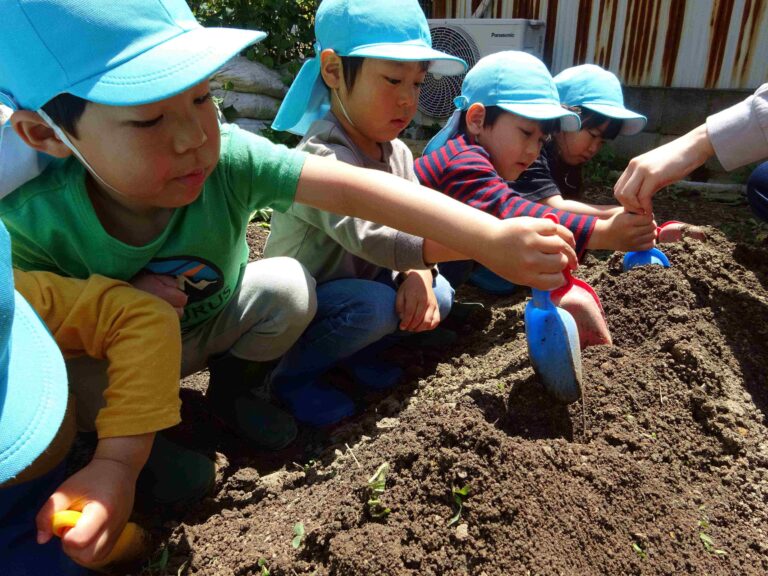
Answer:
[{"left": 1, "top": 124, "right": 306, "bottom": 330}]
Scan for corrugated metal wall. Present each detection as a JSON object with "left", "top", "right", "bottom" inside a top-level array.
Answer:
[{"left": 425, "top": 0, "right": 768, "bottom": 89}]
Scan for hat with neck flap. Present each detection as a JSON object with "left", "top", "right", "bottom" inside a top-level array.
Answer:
[
  {"left": 0, "top": 0, "right": 267, "bottom": 197},
  {"left": 272, "top": 0, "right": 467, "bottom": 136},
  {"left": 0, "top": 217, "right": 68, "bottom": 485},
  {"left": 424, "top": 50, "right": 581, "bottom": 155}
]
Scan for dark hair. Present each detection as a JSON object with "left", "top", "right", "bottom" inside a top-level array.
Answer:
[
  {"left": 338, "top": 56, "right": 430, "bottom": 92},
  {"left": 458, "top": 105, "right": 560, "bottom": 136},
  {"left": 568, "top": 106, "right": 623, "bottom": 140},
  {"left": 40, "top": 93, "right": 89, "bottom": 138}
]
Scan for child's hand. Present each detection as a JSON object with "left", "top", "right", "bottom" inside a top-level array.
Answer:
[
  {"left": 131, "top": 272, "right": 187, "bottom": 318},
  {"left": 590, "top": 210, "right": 658, "bottom": 251},
  {"left": 35, "top": 457, "right": 136, "bottom": 566},
  {"left": 481, "top": 217, "right": 578, "bottom": 291},
  {"left": 395, "top": 270, "right": 441, "bottom": 332},
  {"left": 35, "top": 434, "right": 153, "bottom": 567}
]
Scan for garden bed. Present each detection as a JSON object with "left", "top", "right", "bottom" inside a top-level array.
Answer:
[{"left": 145, "top": 186, "right": 768, "bottom": 576}]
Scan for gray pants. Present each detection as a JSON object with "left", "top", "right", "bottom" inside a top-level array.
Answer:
[{"left": 68, "top": 257, "right": 317, "bottom": 432}]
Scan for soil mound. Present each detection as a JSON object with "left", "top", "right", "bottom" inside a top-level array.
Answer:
[{"left": 162, "top": 229, "right": 768, "bottom": 576}]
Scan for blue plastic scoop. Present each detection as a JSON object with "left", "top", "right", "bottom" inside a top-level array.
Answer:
[
  {"left": 525, "top": 287, "right": 583, "bottom": 404},
  {"left": 622, "top": 246, "right": 670, "bottom": 271},
  {"left": 623, "top": 221, "right": 704, "bottom": 271}
]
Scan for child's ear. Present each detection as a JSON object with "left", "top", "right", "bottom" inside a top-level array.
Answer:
[
  {"left": 465, "top": 103, "right": 486, "bottom": 137},
  {"left": 320, "top": 49, "right": 343, "bottom": 90},
  {"left": 10, "top": 111, "right": 72, "bottom": 158}
]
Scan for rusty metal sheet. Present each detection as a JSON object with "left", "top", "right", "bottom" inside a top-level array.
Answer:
[{"left": 425, "top": 0, "right": 767, "bottom": 89}]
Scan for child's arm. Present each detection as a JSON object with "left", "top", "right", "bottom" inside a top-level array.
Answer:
[
  {"left": 35, "top": 434, "right": 153, "bottom": 565},
  {"left": 14, "top": 271, "right": 182, "bottom": 564},
  {"left": 585, "top": 209, "right": 657, "bottom": 251},
  {"left": 539, "top": 195, "right": 623, "bottom": 219},
  {"left": 295, "top": 155, "right": 578, "bottom": 291}
]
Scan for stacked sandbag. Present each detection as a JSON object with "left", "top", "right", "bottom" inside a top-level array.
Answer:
[{"left": 211, "top": 56, "right": 288, "bottom": 135}]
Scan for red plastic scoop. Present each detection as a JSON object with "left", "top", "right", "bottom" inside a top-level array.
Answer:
[
  {"left": 550, "top": 267, "right": 612, "bottom": 349},
  {"left": 656, "top": 221, "right": 707, "bottom": 244}
]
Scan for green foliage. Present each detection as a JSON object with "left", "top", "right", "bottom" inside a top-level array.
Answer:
[
  {"left": 583, "top": 146, "right": 625, "bottom": 188},
  {"left": 250, "top": 207, "right": 272, "bottom": 228},
  {"left": 367, "top": 462, "right": 392, "bottom": 519},
  {"left": 257, "top": 557, "right": 270, "bottom": 576},
  {"left": 292, "top": 522, "right": 306, "bottom": 549},
  {"left": 448, "top": 484, "right": 470, "bottom": 526},
  {"left": 188, "top": 0, "right": 318, "bottom": 74}
]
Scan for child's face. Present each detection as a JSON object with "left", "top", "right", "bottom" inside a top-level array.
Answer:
[
  {"left": 334, "top": 59, "right": 427, "bottom": 158},
  {"left": 70, "top": 81, "right": 220, "bottom": 212},
  {"left": 477, "top": 112, "right": 547, "bottom": 181},
  {"left": 554, "top": 122, "right": 609, "bottom": 166}
]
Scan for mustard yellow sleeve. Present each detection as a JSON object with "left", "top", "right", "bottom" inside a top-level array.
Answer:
[{"left": 14, "top": 270, "right": 182, "bottom": 438}]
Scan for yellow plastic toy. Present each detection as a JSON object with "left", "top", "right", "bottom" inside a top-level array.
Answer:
[{"left": 52, "top": 510, "right": 150, "bottom": 571}]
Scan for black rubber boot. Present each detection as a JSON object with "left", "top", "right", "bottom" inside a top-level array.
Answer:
[{"left": 206, "top": 355, "right": 297, "bottom": 450}]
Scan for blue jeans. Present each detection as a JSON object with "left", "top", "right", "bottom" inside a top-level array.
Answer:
[
  {"left": 271, "top": 269, "right": 454, "bottom": 385},
  {"left": 0, "top": 462, "right": 86, "bottom": 576},
  {"left": 747, "top": 162, "right": 768, "bottom": 222}
]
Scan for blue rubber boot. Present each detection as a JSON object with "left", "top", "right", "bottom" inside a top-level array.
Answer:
[{"left": 273, "top": 379, "right": 356, "bottom": 427}]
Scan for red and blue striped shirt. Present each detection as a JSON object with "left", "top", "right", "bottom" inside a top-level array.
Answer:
[{"left": 415, "top": 134, "right": 596, "bottom": 258}]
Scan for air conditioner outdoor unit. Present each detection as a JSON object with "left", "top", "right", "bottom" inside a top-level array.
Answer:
[{"left": 416, "top": 19, "right": 546, "bottom": 126}]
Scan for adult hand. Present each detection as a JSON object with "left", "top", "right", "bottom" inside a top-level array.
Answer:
[{"left": 614, "top": 124, "right": 715, "bottom": 215}]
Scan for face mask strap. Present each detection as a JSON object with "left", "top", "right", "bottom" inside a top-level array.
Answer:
[
  {"left": 332, "top": 89, "right": 356, "bottom": 129},
  {"left": 37, "top": 108, "right": 122, "bottom": 196}
]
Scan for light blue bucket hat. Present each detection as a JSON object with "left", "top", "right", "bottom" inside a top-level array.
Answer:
[
  {"left": 0, "top": 0, "right": 265, "bottom": 196},
  {"left": 554, "top": 64, "right": 646, "bottom": 136},
  {"left": 424, "top": 51, "right": 580, "bottom": 155},
  {"left": 0, "top": 219, "right": 68, "bottom": 484},
  {"left": 0, "top": 0, "right": 266, "bottom": 112},
  {"left": 272, "top": 0, "right": 468, "bottom": 136}
]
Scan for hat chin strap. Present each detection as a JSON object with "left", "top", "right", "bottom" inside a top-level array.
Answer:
[{"left": 37, "top": 108, "right": 124, "bottom": 197}]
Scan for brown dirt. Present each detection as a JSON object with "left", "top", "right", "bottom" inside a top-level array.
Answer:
[{"left": 134, "top": 187, "right": 768, "bottom": 576}]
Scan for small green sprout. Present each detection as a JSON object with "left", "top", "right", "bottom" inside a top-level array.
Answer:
[
  {"left": 257, "top": 557, "right": 270, "bottom": 576},
  {"left": 292, "top": 522, "right": 305, "bottom": 549},
  {"left": 367, "top": 462, "right": 392, "bottom": 519},
  {"left": 448, "top": 484, "right": 471, "bottom": 526},
  {"left": 632, "top": 542, "right": 647, "bottom": 560},
  {"left": 698, "top": 508, "right": 727, "bottom": 556}
]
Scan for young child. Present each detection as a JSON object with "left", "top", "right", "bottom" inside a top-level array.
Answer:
[
  {"left": 415, "top": 52, "right": 658, "bottom": 291},
  {"left": 0, "top": 1, "right": 578, "bottom": 447},
  {"left": 514, "top": 64, "right": 647, "bottom": 213},
  {"left": 0, "top": 218, "right": 201, "bottom": 573},
  {"left": 464, "top": 63, "right": 648, "bottom": 294},
  {"left": 264, "top": 0, "right": 469, "bottom": 427}
]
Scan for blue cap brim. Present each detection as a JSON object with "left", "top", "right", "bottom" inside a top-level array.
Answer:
[
  {"left": 0, "top": 292, "right": 67, "bottom": 484},
  {"left": 581, "top": 103, "right": 647, "bottom": 135},
  {"left": 498, "top": 102, "right": 581, "bottom": 132},
  {"left": 347, "top": 43, "right": 467, "bottom": 76},
  {"left": 67, "top": 27, "right": 266, "bottom": 107}
]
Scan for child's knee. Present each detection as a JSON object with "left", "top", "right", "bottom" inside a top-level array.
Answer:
[
  {"left": 433, "top": 274, "right": 455, "bottom": 320},
  {"left": 243, "top": 257, "right": 317, "bottom": 327}
]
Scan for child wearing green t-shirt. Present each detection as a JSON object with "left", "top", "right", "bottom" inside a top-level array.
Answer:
[{"left": 0, "top": 0, "right": 579, "bottom": 454}]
